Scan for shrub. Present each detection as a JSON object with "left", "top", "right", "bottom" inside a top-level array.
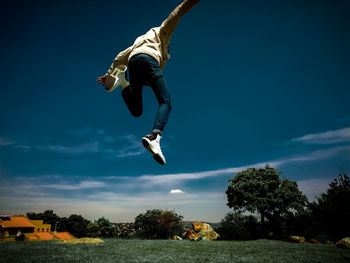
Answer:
[
  {"left": 134, "top": 209, "right": 183, "bottom": 239},
  {"left": 114, "top": 223, "right": 136, "bottom": 239}
]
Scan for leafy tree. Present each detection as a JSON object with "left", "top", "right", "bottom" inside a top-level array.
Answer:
[
  {"left": 87, "top": 221, "right": 101, "bottom": 237},
  {"left": 134, "top": 209, "right": 183, "bottom": 239},
  {"left": 216, "top": 212, "right": 260, "bottom": 240},
  {"left": 62, "top": 214, "right": 90, "bottom": 238},
  {"left": 96, "top": 217, "right": 115, "bottom": 237},
  {"left": 226, "top": 165, "right": 307, "bottom": 234},
  {"left": 309, "top": 172, "right": 350, "bottom": 240}
]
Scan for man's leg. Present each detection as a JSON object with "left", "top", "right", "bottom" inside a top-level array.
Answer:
[
  {"left": 141, "top": 57, "right": 171, "bottom": 165},
  {"left": 121, "top": 55, "right": 144, "bottom": 117}
]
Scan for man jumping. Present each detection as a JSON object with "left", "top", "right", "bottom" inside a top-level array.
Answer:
[{"left": 97, "top": 0, "right": 200, "bottom": 165}]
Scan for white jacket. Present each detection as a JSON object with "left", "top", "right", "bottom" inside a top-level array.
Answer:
[{"left": 105, "top": 0, "right": 199, "bottom": 75}]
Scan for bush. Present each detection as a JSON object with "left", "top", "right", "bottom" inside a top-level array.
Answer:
[
  {"left": 134, "top": 209, "right": 183, "bottom": 239},
  {"left": 216, "top": 212, "right": 260, "bottom": 240},
  {"left": 113, "top": 223, "right": 136, "bottom": 239}
]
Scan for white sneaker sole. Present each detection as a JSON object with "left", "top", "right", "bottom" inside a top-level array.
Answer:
[
  {"left": 105, "top": 67, "right": 128, "bottom": 92},
  {"left": 142, "top": 137, "right": 166, "bottom": 165},
  {"left": 105, "top": 75, "right": 118, "bottom": 92}
]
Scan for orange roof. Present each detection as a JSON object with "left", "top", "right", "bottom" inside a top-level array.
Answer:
[
  {"left": 35, "top": 232, "right": 55, "bottom": 240},
  {"left": 55, "top": 232, "right": 76, "bottom": 240},
  {"left": 0, "top": 216, "right": 35, "bottom": 228}
]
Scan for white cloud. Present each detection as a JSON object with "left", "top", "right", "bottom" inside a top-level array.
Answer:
[
  {"left": 140, "top": 167, "right": 246, "bottom": 185},
  {"left": 139, "top": 145, "right": 349, "bottom": 185},
  {"left": 170, "top": 189, "right": 185, "bottom": 194},
  {"left": 291, "top": 127, "right": 350, "bottom": 144}
]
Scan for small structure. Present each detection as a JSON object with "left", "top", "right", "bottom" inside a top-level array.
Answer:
[
  {"left": 0, "top": 216, "right": 34, "bottom": 241},
  {"left": 0, "top": 215, "right": 75, "bottom": 241}
]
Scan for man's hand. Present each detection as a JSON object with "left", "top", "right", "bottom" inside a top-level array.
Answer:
[{"left": 96, "top": 76, "right": 106, "bottom": 86}]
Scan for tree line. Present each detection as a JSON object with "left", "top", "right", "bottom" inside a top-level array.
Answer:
[
  {"left": 26, "top": 209, "right": 183, "bottom": 239},
  {"left": 26, "top": 165, "right": 350, "bottom": 241}
]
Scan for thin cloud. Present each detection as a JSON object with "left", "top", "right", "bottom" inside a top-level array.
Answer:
[
  {"left": 35, "top": 142, "right": 101, "bottom": 154},
  {"left": 41, "top": 180, "right": 107, "bottom": 190},
  {"left": 0, "top": 178, "right": 108, "bottom": 191},
  {"left": 116, "top": 134, "right": 146, "bottom": 157},
  {"left": 140, "top": 145, "right": 349, "bottom": 185},
  {"left": 291, "top": 127, "right": 350, "bottom": 144},
  {"left": 4, "top": 130, "right": 146, "bottom": 158},
  {"left": 337, "top": 116, "right": 350, "bottom": 123}
]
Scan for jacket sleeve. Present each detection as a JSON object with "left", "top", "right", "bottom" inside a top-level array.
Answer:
[
  {"left": 160, "top": 0, "right": 200, "bottom": 36},
  {"left": 105, "top": 45, "right": 133, "bottom": 76}
]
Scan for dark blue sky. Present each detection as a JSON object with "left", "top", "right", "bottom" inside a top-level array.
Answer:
[{"left": 1, "top": 0, "right": 349, "bottom": 222}]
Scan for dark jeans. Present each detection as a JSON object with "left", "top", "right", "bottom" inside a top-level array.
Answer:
[{"left": 122, "top": 53, "right": 171, "bottom": 133}]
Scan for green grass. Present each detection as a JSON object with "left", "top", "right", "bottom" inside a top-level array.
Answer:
[{"left": 1, "top": 239, "right": 350, "bottom": 263}]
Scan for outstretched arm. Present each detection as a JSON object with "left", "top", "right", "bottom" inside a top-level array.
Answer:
[{"left": 160, "top": 0, "right": 200, "bottom": 36}]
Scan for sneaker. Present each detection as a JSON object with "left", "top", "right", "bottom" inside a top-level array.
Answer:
[
  {"left": 105, "top": 66, "right": 129, "bottom": 92},
  {"left": 142, "top": 132, "right": 166, "bottom": 165}
]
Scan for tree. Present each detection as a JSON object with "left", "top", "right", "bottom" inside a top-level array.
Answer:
[
  {"left": 217, "top": 212, "right": 260, "bottom": 240},
  {"left": 309, "top": 172, "right": 350, "bottom": 240},
  {"left": 87, "top": 217, "right": 115, "bottom": 237},
  {"left": 226, "top": 165, "right": 307, "bottom": 234},
  {"left": 87, "top": 221, "right": 101, "bottom": 237},
  {"left": 134, "top": 209, "right": 183, "bottom": 239},
  {"left": 62, "top": 214, "right": 90, "bottom": 238}
]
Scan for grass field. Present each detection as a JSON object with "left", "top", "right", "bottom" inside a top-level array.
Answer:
[{"left": 1, "top": 239, "right": 350, "bottom": 263}]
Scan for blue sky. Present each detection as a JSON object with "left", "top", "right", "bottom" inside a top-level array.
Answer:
[{"left": 0, "top": 0, "right": 349, "bottom": 222}]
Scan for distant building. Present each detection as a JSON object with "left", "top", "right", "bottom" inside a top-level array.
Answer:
[
  {"left": 0, "top": 215, "right": 75, "bottom": 241},
  {"left": 0, "top": 216, "right": 35, "bottom": 239},
  {"left": 31, "top": 220, "right": 51, "bottom": 233}
]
